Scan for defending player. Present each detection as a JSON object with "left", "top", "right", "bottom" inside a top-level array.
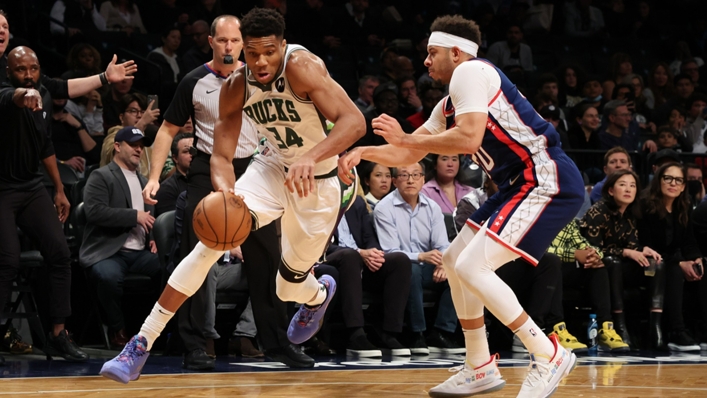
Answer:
[
  {"left": 100, "top": 8, "right": 364, "bottom": 383},
  {"left": 339, "top": 15, "right": 584, "bottom": 398}
]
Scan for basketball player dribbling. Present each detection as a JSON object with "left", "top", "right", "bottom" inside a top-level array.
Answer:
[
  {"left": 339, "top": 15, "right": 584, "bottom": 398},
  {"left": 100, "top": 8, "right": 364, "bottom": 383}
]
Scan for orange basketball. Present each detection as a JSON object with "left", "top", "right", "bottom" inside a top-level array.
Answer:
[{"left": 193, "top": 191, "right": 252, "bottom": 251}]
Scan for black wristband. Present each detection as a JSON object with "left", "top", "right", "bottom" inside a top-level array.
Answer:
[{"left": 99, "top": 72, "right": 109, "bottom": 86}]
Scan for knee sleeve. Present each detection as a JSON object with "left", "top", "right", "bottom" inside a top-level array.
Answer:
[
  {"left": 275, "top": 271, "right": 320, "bottom": 303},
  {"left": 441, "top": 226, "right": 485, "bottom": 320},
  {"left": 168, "top": 242, "right": 223, "bottom": 297},
  {"left": 454, "top": 226, "right": 523, "bottom": 325}
]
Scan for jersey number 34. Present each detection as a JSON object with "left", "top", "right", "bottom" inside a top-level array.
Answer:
[{"left": 266, "top": 127, "right": 304, "bottom": 149}]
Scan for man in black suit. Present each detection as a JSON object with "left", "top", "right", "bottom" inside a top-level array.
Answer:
[
  {"left": 324, "top": 195, "right": 412, "bottom": 357},
  {"left": 80, "top": 126, "right": 162, "bottom": 349}
]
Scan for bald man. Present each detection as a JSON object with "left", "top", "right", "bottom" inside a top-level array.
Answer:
[
  {"left": 182, "top": 20, "right": 213, "bottom": 73},
  {"left": 0, "top": 46, "right": 90, "bottom": 364}
]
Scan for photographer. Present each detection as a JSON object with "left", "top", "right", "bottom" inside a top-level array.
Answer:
[{"left": 686, "top": 163, "right": 706, "bottom": 206}]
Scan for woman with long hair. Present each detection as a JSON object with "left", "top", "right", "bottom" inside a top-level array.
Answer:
[
  {"left": 643, "top": 62, "right": 675, "bottom": 110},
  {"left": 555, "top": 64, "right": 586, "bottom": 108},
  {"left": 638, "top": 162, "right": 702, "bottom": 351},
  {"left": 421, "top": 154, "right": 474, "bottom": 214},
  {"left": 579, "top": 169, "right": 662, "bottom": 348}
]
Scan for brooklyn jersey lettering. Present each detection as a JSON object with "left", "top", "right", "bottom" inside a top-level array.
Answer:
[{"left": 243, "top": 44, "right": 336, "bottom": 175}]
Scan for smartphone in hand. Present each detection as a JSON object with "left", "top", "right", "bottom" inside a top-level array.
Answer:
[{"left": 147, "top": 95, "right": 159, "bottom": 110}]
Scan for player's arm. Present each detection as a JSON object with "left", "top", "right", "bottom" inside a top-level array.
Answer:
[
  {"left": 288, "top": 51, "right": 366, "bottom": 163},
  {"left": 211, "top": 68, "right": 246, "bottom": 193}
]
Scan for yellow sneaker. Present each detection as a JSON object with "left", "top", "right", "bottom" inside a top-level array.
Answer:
[
  {"left": 598, "top": 322, "right": 630, "bottom": 352},
  {"left": 550, "top": 322, "right": 588, "bottom": 353}
]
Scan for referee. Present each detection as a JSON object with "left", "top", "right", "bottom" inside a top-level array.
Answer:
[{"left": 143, "top": 15, "right": 313, "bottom": 369}]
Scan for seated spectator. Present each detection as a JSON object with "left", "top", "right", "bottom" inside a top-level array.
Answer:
[
  {"left": 684, "top": 94, "right": 707, "bottom": 147},
  {"left": 148, "top": 27, "right": 183, "bottom": 85},
  {"left": 154, "top": 132, "right": 192, "bottom": 217},
  {"left": 100, "top": 0, "right": 146, "bottom": 34},
  {"left": 647, "top": 149, "right": 681, "bottom": 177},
  {"left": 49, "top": 0, "right": 106, "bottom": 43},
  {"left": 51, "top": 98, "right": 101, "bottom": 174},
  {"left": 603, "top": 53, "right": 633, "bottom": 101},
  {"left": 590, "top": 146, "right": 633, "bottom": 203},
  {"left": 181, "top": 20, "right": 212, "bottom": 74},
  {"left": 555, "top": 63, "right": 586, "bottom": 108},
  {"left": 686, "top": 163, "right": 705, "bottom": 205},
  {"left": 80, "top": 126, "right": 162, "bottom": 349},
  {"left": 536, "top": 74, "right": 560, "bottom": 106},
  {"left": 548, "top": 218, "right": 628, "bottom": 351},
  {"left": 598, "top": 99, "right": 657, "bottom": 153},
  {"left": 354, "top": 75, "right": 379, "bottom": 113},
  {"left": 354, "top": 83, "right": 414, "bottom": 147},
  {"left": 681, "top": 58, "right": 705, "bottom": 95},
  {"left": 644, "top": 62, "right": 675, "bottom": 111},
  {"left": 362, "top": 162, "right": 392, "bottom": 210},
  {"left": 421, "top": 154, "right": 474, "bottom": 214},
  {"left": 62, "top": 44, "right": 105, "bottom": 136},
  {"left": 579, "top": 169, "right": 661, "bottom": 348},
  {"left": 567, "top": 104, "right": 602, "bottom": 179},
  {"left": 638, "top": 162, "right": 702, "bottom": 351},
  {"left": 539, "top": 105, "right": 570, "bottom": 151},
  {"left": 579, "top": 76, "right": 608, "bottom": 114},
  {"left": 486, "top": 23, "right": 533, "bottom": 72},
  {"left": 160, "top": 118, "right": 194, "bottom": 181},
  {"left": 623, "top": 74, "right": 651, "bottom": 122},
  {"left": 102, "top": 77, "right": 135, "bottom": 129},
  {"left": 65, "top": 90, "right": 104, "bottom": 137},
  {"left": 374, "top": 162, "right": 463, "bottom": 355},
  {"left": 667, "top": 105, "right": 689, "bottom": 140},
  {"left": 407, "top": 82, "right": 444, "bottom": 130},
  {"left": 324, "top": 191, "right": 412, "bottom": 357},
  {"left": 60, "top": 43, "right": 102, "bottom": 80},
  {"left": 100, "top": 93, "right": 160, "bottom": 178},
  {"left": 564, "top": 0, "right": 605, "bottom": 38},
  {"left": 396, "top": 76, "right": 422, "bottom": 120},
  {"left": 655, "top": 74, "right": 696, "bottom": 126},
  {"left": 656, "top": 126, "right": 691, "bottom": 153}
]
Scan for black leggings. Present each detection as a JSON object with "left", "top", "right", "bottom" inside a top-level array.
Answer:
[
  {"left": 556, "top": 262, "right": 612, "bottom": 324},
  {"left": 605, "top": 256, "right": 665, "bottom": 312},
  {"left": 663, "top": 260, "right": 707, "bottom": 333}
]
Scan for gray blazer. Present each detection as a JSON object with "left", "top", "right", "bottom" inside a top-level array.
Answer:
[{"left": 79, "top": 161, "right": 154, "bottom": 267}]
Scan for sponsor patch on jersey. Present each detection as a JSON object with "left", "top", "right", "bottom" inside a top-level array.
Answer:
[{"left": 275, "top": 77, "right": 285, "bottom": 92}]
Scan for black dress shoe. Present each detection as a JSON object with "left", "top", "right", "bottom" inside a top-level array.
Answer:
[
  {"left": 44, "top": 330, "right": 89, "bottom": 362},
  {"left": 304, "top": 337, "right": 337, "bottom": 356},
  {"left": 266, "top": 344, "right": 315, "bottom": 368},
  {"left": 183, "top": 348, "right": 216, "bottom": 370}
]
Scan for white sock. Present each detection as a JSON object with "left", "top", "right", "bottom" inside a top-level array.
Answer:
[
  {"left": 464, "top": 326, "right": 490, "bottom": 368},
  {"left": 514, "top": 318, "right": 554, "bottom": 358},
  {"left": 139, "top": 302, "right": 174, "bottom": 351},
  {"left": 305, "top": 282, "right": 327, "bottom": 307}
]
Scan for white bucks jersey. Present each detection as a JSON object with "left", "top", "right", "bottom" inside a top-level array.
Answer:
[{"left": 243, "top": 44, "right": 336, "bottom": 175}]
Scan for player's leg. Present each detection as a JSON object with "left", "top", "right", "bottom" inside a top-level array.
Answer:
[{"left": 279, "top": 176, "right": 344, "bottom": 344}]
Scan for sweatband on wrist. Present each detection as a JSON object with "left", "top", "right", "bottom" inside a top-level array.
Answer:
[{"left": 99, "top": 72, "right": 109, "bottom": 86}]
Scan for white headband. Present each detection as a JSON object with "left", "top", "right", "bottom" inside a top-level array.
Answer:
[{"left": 428, "top": 31, "right": 478, "bottom": 57}]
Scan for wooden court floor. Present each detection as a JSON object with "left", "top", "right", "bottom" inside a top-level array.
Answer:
[{"left": 2, "top": 363, "right": 707, "bottom": 397}]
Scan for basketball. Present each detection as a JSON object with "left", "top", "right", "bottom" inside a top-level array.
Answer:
[{"left": 193, "top": 191, "right": 252, "bottom": 251}]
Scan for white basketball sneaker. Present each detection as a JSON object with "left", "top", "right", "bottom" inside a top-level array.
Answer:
[
  {"left": 516, "top": 334, "right": 577, "bottom": 398},
  {"left": 428, "top": 354, "right": 506, "bottom": 397}
]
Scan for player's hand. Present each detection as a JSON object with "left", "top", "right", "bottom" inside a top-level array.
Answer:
[
  {"left": 143, "top": 179, "right": 160, "bottom": 205},
  {"left": 433, "top": 266, "right": 447, "bottom": 283},
  {"left": 338, "top": 147, "right": 363, "bottom": 185},
  {"left": 105, "top": 54, "right": 137, "bottom": 82},
  {"left": 137, "top": 210, "right": 155, "bottom": 232},
  {"left": 285, "top": 156, "right": 316, "bottom": 198},
  {"left": 54, "top": 191, "right": 70, "bottom": 223},
  {"left": 419, "top": 250, "right": 443, "bottom": 267},
  {"left": 372, "top": 114, "right": 407, "bottom": 147},
  {"left": 360, "top": 248, "right": 385, "bottom": 272},
  {"left": 23, "top": 89, "right": 42, "bottom": 111}
]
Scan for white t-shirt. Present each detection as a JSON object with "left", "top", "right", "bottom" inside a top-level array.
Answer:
[{"left": 121, "top": 167, "right": 146, "bottom": 250}]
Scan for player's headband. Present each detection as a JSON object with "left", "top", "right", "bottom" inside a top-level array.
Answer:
[{"left": 428, "top": 31, "right": 479, "bottom": 57}]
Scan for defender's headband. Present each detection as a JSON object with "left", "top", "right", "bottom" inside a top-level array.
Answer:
[{"left": 428, "top": 31, "right": 478, "bottom": 57}]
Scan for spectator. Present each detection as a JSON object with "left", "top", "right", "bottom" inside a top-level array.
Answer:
[
  {"left": 325, "top": 192, "right": 412, "bottom": 357},
  {"left": 181, "top": 20, "right": 212, "bottom": 74},
  {"left": 102, "top": 78, "right": 135, "bottom": 130},
  {"left": 598, "top": 99, "right": 656, "bottom": 153},
  {"left": 590, "top": 146, "right": 632, "bottom": 203},
  {"left": 537, "top": 74, "right": 559, "bottom": 104},
  {"left": 354, "top": 75, "right": 379, "bottom": 113},
  {"left": 422, "top": 154, "right": 474, "bottom": 214},
  {"left": 539, "top": 105, "right": 570, "bottom": 150},
  {"left": 669, "top": 42, "right": 704, "bottom": 77},
  {"left": 50, "top": 98, "right": 100, "bottom": 173},
  {"left": 154, "top": 132, "right": 192, "bottom": 217},
  {"left": 603, "top": 0, "right": 631, "bottom": 38},
  {"left": 190, "top": 0, "right": 225, "bottom": 25},
  {"left": 49, "top": 0, "right": 106, "bottom": 42},
  {"left": 681, "top": 58, "right": 705, "bottom": 94},
  {"left": 0, "top": 46, "right": 89, "bottom": 364},
  {"left": 580, "top": 76, "right": 608, "bottom": 114},
  {"left": 362, "top": 162, "right": 393, "bottom": 210},
  {"left": 567, "top": 104, "right": 602, "bottom": 178},
  {"left": 148, "top": 27, "right": 182, "bottom": 85},
  {"left": 632, "top": 0, "right": 661, "bottom": 40},
  {"left": 486, "top": 23, "right": 533, "bottom": 72},
  {"left": 684, "top": 94, "right": 707, "bottom": 147},
  {"left": 564, "top": 0, "right": 605, "bottom": 38},
  {"left": 407, "top": 82, "right": 444, "bottom": 130},
  {"left": 655, "top": 74, "right": 696, "bottom": 126},
  {"left": 374, "top": 162, "right": 463, "bottom": 355},
  {"left": 355, "top": 82, "right": 413, "bottom": 147},
  {"left": 647, "top": 148, "right": 682, "bottom": 177},
  {"left": 555, "top": 64, "right": 586, "bottom": 108},
  {"left": 100, "top": 93, "right": 160, "bottom": 178},
  {"left": 60, "top": 43, "right": 102, "bottom": 80},
  {"left": 547, "top": 219, "right": 628, "bottom": 351},
  {"left": 334, "top": 0, "right": 385, "bottom": 50},
  {"left": 644, "top": 62, "right": 675, "bottom": 111},
  {"left": 396, "top": 75, "right": 422, "bottom": 120},
  {"left": 453, "top": 174, "right": 497, "bottom": 233},
  {"left": 656, "top": 126, "right": 691, "bottom": 153},
  {"left": 579, "top": 169, "right": 661, "bottom": 348},
  {"left": 65, "top": 90, "right": 104, "bottom": 137},
  {"left": 61, "top": 43, "right": 105, "bottom": 136},
  {"left": 80, "top": 126, "right": 162, "bottom": 349},
  {"left": 686, "top": 163, "right": 706, "bottom": 205},
  {"left": 623, "top": 74, "right": 651, "bottom": 122},
  {"left": 637, "top": 162, "right": 701, "bottom": 351},
  {"left": 100, "top": 0, "right": 146, "bottom": 34},
  {"left": 603, "top": 53, "right": 633, "bottom": 101}
]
